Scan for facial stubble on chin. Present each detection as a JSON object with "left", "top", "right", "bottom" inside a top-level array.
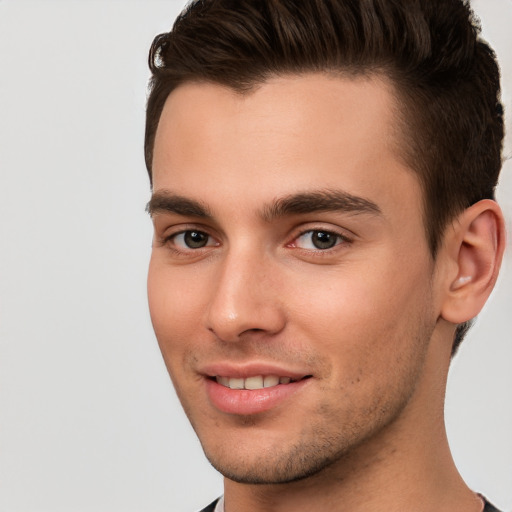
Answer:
[
  {"left": 203, "top": 421, "right": 358, "bottom": 485},
  {"left": 196, "top": 377, "right": 422, "bottom": 486}
]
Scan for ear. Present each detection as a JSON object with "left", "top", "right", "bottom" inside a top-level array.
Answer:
[{"left": 440, "top": 199, "right": 506, "bottom": 324}]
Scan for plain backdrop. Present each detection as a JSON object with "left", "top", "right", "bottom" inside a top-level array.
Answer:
[{"left": 0, "top": 1, "right": 511, "bottom": 511}]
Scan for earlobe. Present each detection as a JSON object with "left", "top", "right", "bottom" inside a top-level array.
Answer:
[{"left": 440, "top": 199, "right": 505, "bottom": 324}]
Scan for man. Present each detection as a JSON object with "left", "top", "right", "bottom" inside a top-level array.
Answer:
[{"left": 144, "top": 1, "right": 506, "bottom": 511}]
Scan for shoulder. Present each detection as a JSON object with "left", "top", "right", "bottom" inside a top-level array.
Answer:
[{"left": 198, "top": 498, "right": 220, "bottom": 512}]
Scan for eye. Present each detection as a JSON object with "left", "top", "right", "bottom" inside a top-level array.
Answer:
[
  {"left": 293, "top": 230, "right": 346, "bottom": 250},
  {"left": 172, "top": 230, "right": 216, "bottom": 249}
]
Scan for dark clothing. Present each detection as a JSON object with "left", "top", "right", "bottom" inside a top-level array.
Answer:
[
  {"left": 484, "top": 497, "right": 502, "bottom": 512},
  {"left": 198, "top": 499, "right": 219, "bottom": 512},
  {"left": 199, "top": 496, "right": 502, "bottom": 511}
]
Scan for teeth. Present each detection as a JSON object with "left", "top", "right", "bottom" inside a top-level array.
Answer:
[
  {"left": 217, "top": 376, "right": 230, "bottom": 387},
  {"left": 228, "top": 378, "right": 244, "bottom": 390},
  {"left": 264, "top": 375, "right": 279, "bottom": 387},
  {"left": 215, "top": 375, "right": 294, "bottom": 390},
  {"left": 245, "top": 376, "right": 263, "bottom": 390}
]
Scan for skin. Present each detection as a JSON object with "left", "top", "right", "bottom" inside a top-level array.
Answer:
[{"left": 147, "top": 74, "right": 502, "bottom": 512}]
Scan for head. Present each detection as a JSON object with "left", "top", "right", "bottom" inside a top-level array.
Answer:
[
  {"left": 145, "top": 0, "right": 505, "bottom": 486},
  {"left": 144, "top": 0, "right": 504, "bottom": 354}
]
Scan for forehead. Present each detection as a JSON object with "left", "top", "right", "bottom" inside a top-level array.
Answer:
[{"left": 152, "top": 74, "right": 420, "bottom": 224}]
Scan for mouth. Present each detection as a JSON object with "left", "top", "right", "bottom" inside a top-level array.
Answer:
[
  {"left": 212, "top": 375, "right": 312, "bottom": 390},
  {"left": 204, "top": 371, "right": 313, "bottom": 415},
  {"left": 200, "top": 362, "right": 314, "bottom": 415}
]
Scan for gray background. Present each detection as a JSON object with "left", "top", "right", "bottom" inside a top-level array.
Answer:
[{"left": 0, "top": 1, "right": 510, "bottom": 510}]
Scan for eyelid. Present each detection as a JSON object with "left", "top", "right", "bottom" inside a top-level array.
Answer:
[
  {"left": 159, "top": 221, "right": 216, "bottom": 238},
  {"left": 158, "top": 224, "right": 221, "bottom": 251},
  {"left": 287, "top": 224, "right": 354, "bottom": 248},
  {"left": 173, "top": 231, "right": 218, "bottom": 249},
  {"left": 155, "top": 222, "right": 353, "bottom": 254}
]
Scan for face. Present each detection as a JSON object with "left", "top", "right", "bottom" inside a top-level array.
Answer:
[{"left": 148, "top": 74, "right": 441, "bottom": 484}]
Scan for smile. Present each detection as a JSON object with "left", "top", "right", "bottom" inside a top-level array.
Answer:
[
  {"left": 206, "top": 374, "right": 313, "bottom": 415},
  {"left": 215, "top": 375, "right": 297, "bottom": 390}
]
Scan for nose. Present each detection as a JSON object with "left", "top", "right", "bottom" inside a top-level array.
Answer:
[{"left": 205, "top": 250, "right": 286, "bottom": 343}]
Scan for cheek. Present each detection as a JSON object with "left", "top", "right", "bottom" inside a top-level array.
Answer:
[
  {"left": 286, "top": 259, "right": 433, "bottom": 376},
  {"left": 147, "top": 259, "right": 206, "bottom": 361},
  {"left": 147, "top": 260, "right": 211, "bottom": 412}
]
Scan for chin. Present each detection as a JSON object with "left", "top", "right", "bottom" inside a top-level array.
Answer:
[
  {"left": 197, "top": 419, "right": 360, "bottom": 485},
  {"left": 204, "top": 443, "right": 344, "bottom": 485}
]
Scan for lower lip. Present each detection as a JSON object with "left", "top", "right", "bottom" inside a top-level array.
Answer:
[{"left": 205, "top": 378, "right": 310, "bottom": 415}]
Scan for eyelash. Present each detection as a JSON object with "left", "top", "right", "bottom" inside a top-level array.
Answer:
[
  {"left": 161, "top": 229, "right": 219, "bottom": 254},
  {"left": 288, "top": 229, "right": 352, "bottom": 252},
  {"left": 160, "top": 226, "right": 352, "bottom": 256}
]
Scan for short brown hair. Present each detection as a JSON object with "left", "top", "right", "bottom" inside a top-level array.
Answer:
[{"left": 144, "top": 0, "right": 504, "bottom": 352}]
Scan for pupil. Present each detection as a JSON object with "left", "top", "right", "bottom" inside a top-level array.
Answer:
[
  {"left": 312, "top": 231, "right": 337, "bottom": 249},
  {"left": 184, "top": 231, "right": 207, "bottom": 248}
]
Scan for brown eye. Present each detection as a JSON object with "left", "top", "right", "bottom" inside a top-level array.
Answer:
[
  {"left": 295, "top": 230, "right": 344, "bottom": 250},
  {"left": 174, "top": 230, "right": 212, "bottom": 249},
  {"left": 311, "top": 231, "right": 338, "bottom": 249}
]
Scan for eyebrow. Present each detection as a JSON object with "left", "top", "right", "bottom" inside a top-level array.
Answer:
[
  {"left": 260, "top": 189, "right": 382, "bottom": 221},
  {"left": 146, "top": 189, "right": 382, "bottom": 221},
  {"left": 146, "top": 191, "right": 212, "bottom": 219}
]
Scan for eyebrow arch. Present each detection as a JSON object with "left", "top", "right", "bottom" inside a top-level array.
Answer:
[
  {"left": 146, "top": 190, "right": 212, "bottom": 219},
  {"left": 261, "top": 189, "right": 382, "bottom": 221}
]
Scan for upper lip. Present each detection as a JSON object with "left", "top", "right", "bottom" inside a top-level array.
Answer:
[{"left": 199, "top": 362, "right": 311, "bottom": 380}]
